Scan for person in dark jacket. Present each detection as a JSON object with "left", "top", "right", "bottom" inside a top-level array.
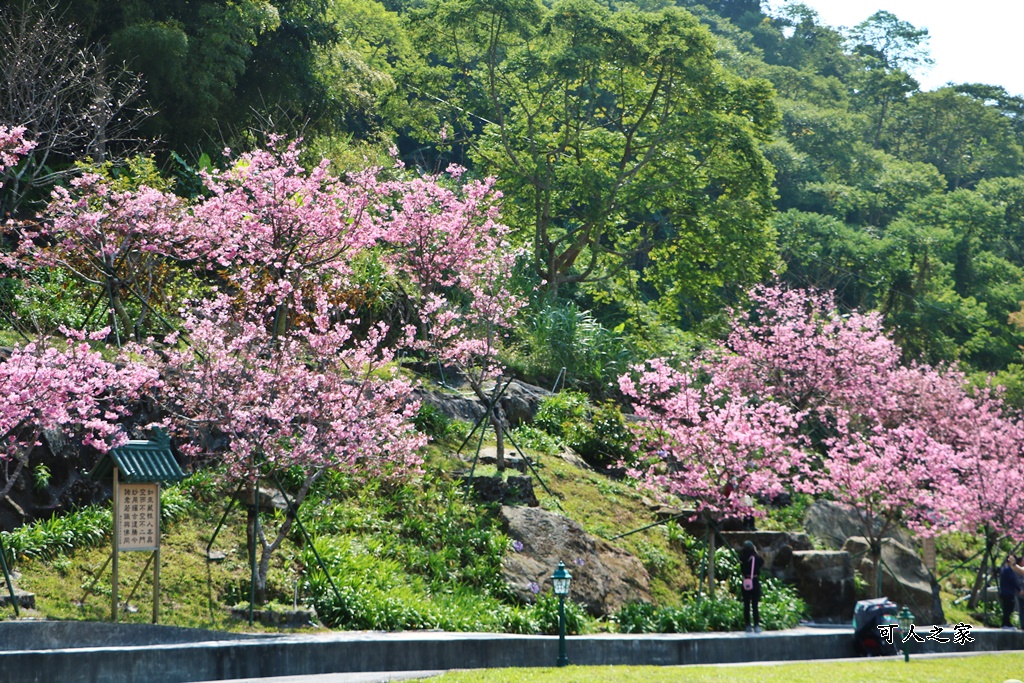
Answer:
[
  {"left": 999, "top": 554, "right": 1019, "bottom": 628},
  {"left": 738, "top": 540, "right": 765, "bottom": 633},
  {"left": 1011, "top": 555, "right": 1024, "bottom": 630}
]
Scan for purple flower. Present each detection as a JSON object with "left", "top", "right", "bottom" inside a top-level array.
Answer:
[
  {"left": 527, "top": 581, "right": 540, "bottom": 594},
  {"left": 512, "top": 540, "right": 524, "bottom": 552},
  {"left": 574, "top": 557, "right": 585, "bottom": 567}
]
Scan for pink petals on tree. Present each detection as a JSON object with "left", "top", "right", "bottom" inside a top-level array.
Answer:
[{"left": 622, "top": 283, "right": 1024, "bottom": 546}]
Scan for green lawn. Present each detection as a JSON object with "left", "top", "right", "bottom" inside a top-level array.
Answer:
[{"left": 430, "top": 654, "right": 1024, "bottom": 683}]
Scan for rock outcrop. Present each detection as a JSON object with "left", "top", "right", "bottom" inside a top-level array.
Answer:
[
  {"left": 804, "top": 500, "right": 914, "bottom": 550},
  {"left": 720, "top": 531, "right": 814, "bottom": 579},
  {"left": 413, "top": 380, "right": 552, "bottom": 429},
  {"left": 721, "top": 531, "right": 859, "bottom": 623},
  {"left": 842, "top": 536, "right": 944, "bottom": 625},
  {"left": 500, "top": 505, "right": 651, "bottom": 617},
  {"left": 790, "top": 550, "right": 857, "bottom": 622}
]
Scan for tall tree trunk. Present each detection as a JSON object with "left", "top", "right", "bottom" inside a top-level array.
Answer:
[
  {"left": 705, "top": 514, "right": 716, "bottom": 600},
  {"left": 872, "top": 543, "right": 883, "bottom": 599},
  {"left": 492, "top": 409, "right": 505, "bottom": 471},
  {"left": 247, "top": 504, "right": 264, "bottom": 605},
  {"left": 968, "top": 529, "right": 994, "bottom": 610}
]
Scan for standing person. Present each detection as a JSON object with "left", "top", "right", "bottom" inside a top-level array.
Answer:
[
  {"left": 738, "top": 540, "right": 765, "bottom": 633},
  {"left": 1011, "top": 555, "right": 1024, "bottom": 630},
  {"left": 998, "top": 554, "right": 1019, "bottom": 629}
]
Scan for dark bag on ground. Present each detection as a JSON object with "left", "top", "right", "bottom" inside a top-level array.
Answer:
[{"left": 852, "top": 597, "right": 899, "bottom": 656}]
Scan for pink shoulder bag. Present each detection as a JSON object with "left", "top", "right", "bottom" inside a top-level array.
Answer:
[{"left": 743, "top": 556, "right": 755, "bottom": 591}]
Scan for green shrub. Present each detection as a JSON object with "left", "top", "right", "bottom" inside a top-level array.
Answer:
[
  {"left": 534, "top": 391, "right": 590, "bottom": 438},
  {"left": 502, "top": 604, "right": 542, "bottom": 634},
  {"left": 509, "top": 425, "right": 561, "bottom": 455},
  {"left": 413, "top": 403, "right": 453, "bottom": 441},
  {"left": 567, "top": 400, "right": 633, "bottom": 472},
  {"left": 612, "top": 579, "right": 804, "bottom": 634},
  {"left": 614, "top": 600, "right": 660, "bottom": 634},
  {"left": 301, "top": 535, "right": 516, "bottom": 632},
  {"left": 670, "top": 595, "right": 744, "bottom": 632},
  {"left": 33, "top": 464, "right": 51, "bottom": 491},
  {"left": 527, "top": 590, "right": 593, "bottom": 635},
  {"left": 757, "top": 578, "right": 807, "bottom": 630},
  {"left": 1, "top": 506, "right": 110, "bottom": 564},
  {"left": 534, "top": 393, "right": 634, "bottom": 472}
]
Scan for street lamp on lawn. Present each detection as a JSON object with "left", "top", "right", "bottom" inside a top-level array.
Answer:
[
  {"left": 551, "top": 561, "right": 572, "bottom": 667},
  {"left": 898, "top": 605, "right": 914, "bottom": 663}
]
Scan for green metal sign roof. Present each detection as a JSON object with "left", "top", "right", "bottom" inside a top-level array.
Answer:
[{"left": 89, "top": 438, "right": 185, "bottom": 484}]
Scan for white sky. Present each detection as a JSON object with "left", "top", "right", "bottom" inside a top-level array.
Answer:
[{"left": 767, "top": 1, "right": 1024, "bottom": 97}]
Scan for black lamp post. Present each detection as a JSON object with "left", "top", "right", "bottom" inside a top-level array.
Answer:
[
  {"left": 897, "top": 605, "right": 913, "bottom": 663},
  {"left": 551, "top": 561, "right": 572, "bottom": 667}
]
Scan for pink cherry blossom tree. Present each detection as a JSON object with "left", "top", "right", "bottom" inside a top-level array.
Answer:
[
  {"left": 619, "top": 357, "right": 806, "bottom": 596},
  {"left": 0, "top": 127, "right": 158, "bottom": 515},
  {"left": 6, "top": 171, "right": 186, "bottom": 341},
  {"left": 622, "top": 283, "right": 1021, "bottom": 598},
  {"left": 155, "top": 141, "right": 413, "bottom": 602},
  {"left": 885, "top": 367, "right": 1024, "bottom": 605},
  {"left": 382, "top": 165, "right": 523, "bottom": 467},
  {"left": 154, "top": 139, "right": 517, "bottom": 602},
  {"left": 158, "top": 292, "right": 425, "bottom": 602},
  {"left": 0, "top": 328, "right": 159, "bottom": 510},
  {"left": 715, "top": 286, "right": 985, "bottom": 595}
]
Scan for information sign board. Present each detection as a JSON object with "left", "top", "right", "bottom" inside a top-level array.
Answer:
[{"left": 117, "top": 483, "right": 160, "bottom": 551}]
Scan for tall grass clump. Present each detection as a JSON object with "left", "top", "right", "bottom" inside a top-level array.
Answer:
[{"left": 524, "top": 300, "right": 630, "bottom": 392}]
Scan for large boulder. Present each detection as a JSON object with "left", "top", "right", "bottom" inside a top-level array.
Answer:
[
  {"left": 804, "top": 500, "right": 914, "bottom": 550},
  {"left": 499, "top": 505, "right": 651, "bottom": 617},
  {"left": 842, "top": 536, "right": 944, "bottom": 625},
  {"left": 789, "top": 551, "right": 857, "bottom": 622},
  {"left": 720, "top": 531, "right": 814, "bottom": 580},
  {"left": 413, "top": 380, "right": 552, "bottom": 429},
  {"left": 497, "top": 381, "right": 551, "bottom": 427},
  {"left": 722, "top": 531, "right": 856, "bottom": 623},
  {"left": 231, "top": 486, "right": 289, "bottom": 512},
  {"left": 413, "top": 387, "right": 486, "bottom": 424}
]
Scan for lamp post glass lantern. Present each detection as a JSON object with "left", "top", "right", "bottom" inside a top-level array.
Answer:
[
  {"left": 897, "top": 605, "right": 913, "bottom": 662},
  {"left": 551, "top": 561, "right": 572, "bottom": 667}
]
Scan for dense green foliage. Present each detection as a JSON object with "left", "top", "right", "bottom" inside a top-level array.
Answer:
[
  {"left": 7, "top": 0, "right": 1023, "bottom": 390},
  {"left": 533, "top": 391, "right": 634, "bottom": 471},
  {"left": 0, "top": 481, "right": 199, "bottom": 564}
]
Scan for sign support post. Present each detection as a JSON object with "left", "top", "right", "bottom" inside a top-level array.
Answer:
[{"left": 112, "top": 466, "right": 119, "bottom": 622}]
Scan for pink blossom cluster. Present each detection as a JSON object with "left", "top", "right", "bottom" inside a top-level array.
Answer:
[
  {"left": 2, "top": 133, "right": 518, "bottom": 495},
  {"left": 0, "top": 331, "right": 157, "bottom": 454},
  {"left": 8, "top": 172, "right": 186, "bottom": 278},
  {"left": 0, "top": 126, "right": 34, "bottom": 174},
  {"left": 622, "top": 283, "right": 1024, "bottom": 541},
  {"left": 153, "top": 141, "right": 518, "bottom": 482},
  {"left": 0, "top": 330, "right": 159, "bottom": 500}
]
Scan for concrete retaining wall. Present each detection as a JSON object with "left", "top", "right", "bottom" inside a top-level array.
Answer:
[{"left": 0, "top": 622, "right": 1021, "bottom": 683}]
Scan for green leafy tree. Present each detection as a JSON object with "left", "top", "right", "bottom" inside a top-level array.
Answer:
[
  {"left": 413, "top": 0, "right": 779, "bottom": 321},
  {"left": 885, "top": 88, "right": 1024, "bottom": 189},
  {"left": 57, "top": 0, "right": 337, "bottom": 149}
]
